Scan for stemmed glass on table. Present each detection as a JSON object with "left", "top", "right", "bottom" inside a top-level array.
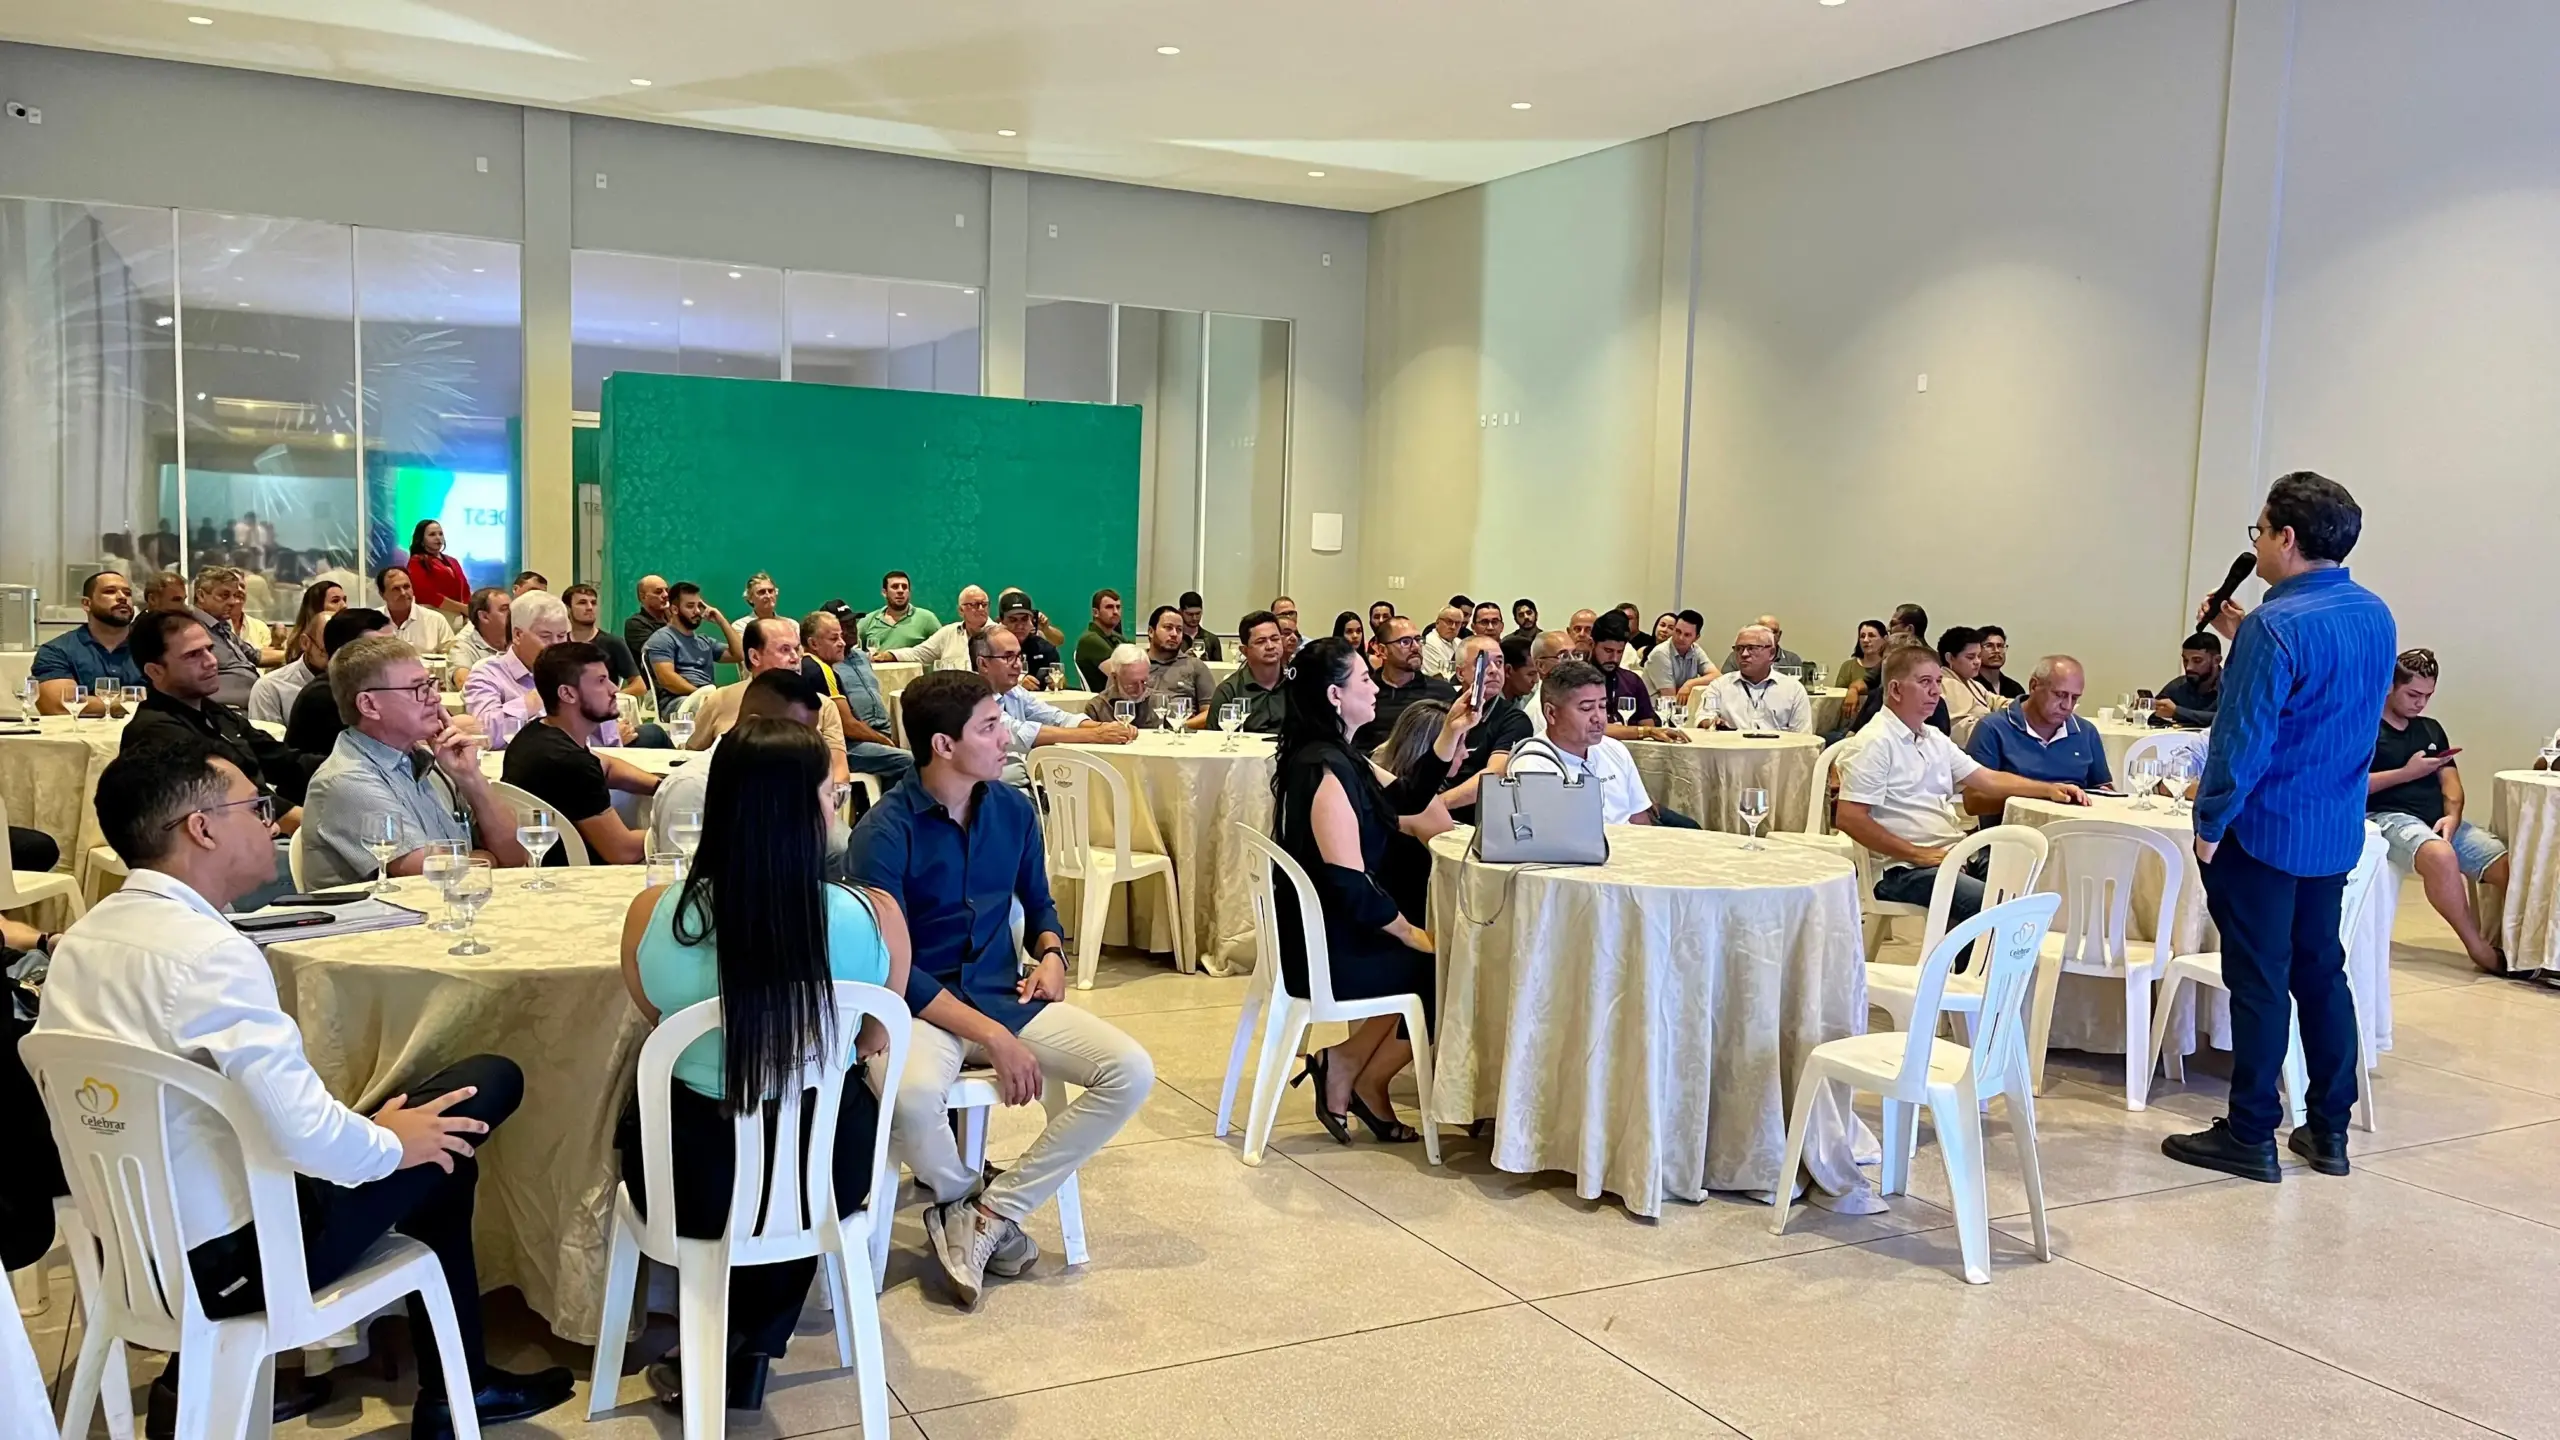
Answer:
[
  {"left": 666, "top": 807, "right": 704, "bottom": 866},
  {"left": 1737, "top": 787, "right": 1771, "bottom": 850},
  {"left": 1113, "top": 699, "right": 1138, "bottom": 728},
  {"left": 1218, "top": 702, "right": 1245, "bottom": 752},
  {"left": 1616, "top": 696, "right": 1637, "bottom": 727},
  {"left": 442, "top": 858, "right": 494, "bottom": 957},
  {"left": 515, "top": 806, "right": 560, "bottom": 890},
  {"left": 67, "top": 685, "right": 87, "bottom": 728},
  {"left": 667, "top": 711, "right": 695, "bottom": 751},
  {"left": 94, "top": 678, "right": 122, "bottom": 719},
  {"left": 361, "top": 813, "right": 407, "bottom": 894},
  {"left": 421, "top": 840, "right": 470, "bottom": 930},
  {"left": 2126, "top": 756, "right": 2160, "bottom": 811}
]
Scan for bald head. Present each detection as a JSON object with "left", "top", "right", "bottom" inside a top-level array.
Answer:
[
  {"left": 2024, "top": 654, "right": 2086, "bottom": 729},
  {"left": 1757, "top": 614, "right": 1783, "bottom": 643},
  {"left": 1566, "top": 610, "right": 1598, "bottom": 656}
]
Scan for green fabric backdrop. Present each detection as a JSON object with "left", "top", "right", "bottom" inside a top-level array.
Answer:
[{"left": 598, "top": 373, "right": 1141, "bottom": 637}]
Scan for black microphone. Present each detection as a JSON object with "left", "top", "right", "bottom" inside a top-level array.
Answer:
[{"left": 2196, "top": 551, "right": 2255, "bottom": 637}]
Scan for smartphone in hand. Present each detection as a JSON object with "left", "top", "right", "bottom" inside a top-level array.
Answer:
[{"left": 1471, "top": 650, "right": 1492, "bottom": 710}]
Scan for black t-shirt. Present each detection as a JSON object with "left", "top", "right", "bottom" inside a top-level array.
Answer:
[
  {"left": 501, "top": 720, "right": 612, "bottom": 863},
  {"left": 2369, "top": 716, "right": 2452, "bottom": 825},
  {"left": 284, "top": 676, "right": 345, "bottom": 762},
  {"left": 1353, "top": 672, "right": 1459, "bottom": 753}
]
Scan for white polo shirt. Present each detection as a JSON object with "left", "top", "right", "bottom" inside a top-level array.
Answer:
[
  {"left": 1838, "top": 710, "right": 1980, "bottom": 865},
  {"left": 1701, "top": 670, "right": 1813, "bottom": 733},
  {"left": 1508, "top": 735, "right": 1654, "bottom": 824}
]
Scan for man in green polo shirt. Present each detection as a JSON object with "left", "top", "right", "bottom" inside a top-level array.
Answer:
[
  {"left": 1074, "top": 587, "right": 1129, "bottom": 689},
  {"left": 1206, "top": 609, "right": 1290, "bottom": 733},
  {"left": 857, "top": 569, "right": 941, "bottom": 651}
]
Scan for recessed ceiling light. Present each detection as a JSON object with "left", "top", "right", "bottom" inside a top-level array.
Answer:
[
  {"left": 195, "top": 392, "right": 207, "bottom": 401},
  {"left": 1156, "top": 45, "right": 1181, "bottom": 55},
  {"left": 996, "top": 128, "right": 1017, "bottom": 137},
  {"left": 1306, "top": 170, "right": 1326, "bottom": 178},
  {"left": 727, "top": 270, "right": 742, "bottom": 279},
  {"left": 649, "top": 320, "right": 661, "bottom": 327},
  {"left": 1511, "top": 101, "right": 1534, "bottom": 110},
  {"left": 1821, "top": 0, "right": 1846, "bottom": 6},
  {"left": 471, "top": 266, "right": 485, "bottom": 273},
  {"left": 895, "top": 311, "right": 907, "bottom": 318},
  {"left": 154, "top": 316, "right": 173, "bottom": 327},
  {"left": 187, "top": 14, "right": 213, "bottom": 24},
  {"left": 433, "top": 315, "right": 445, "bottom": 322},
  {"left": 825, "top": 332, "right": 836, "bottom": 339},
  {"left": 226, "top": 246, "right": 242, "bottom": 254},
  {"left": 629, "top": 77, "right": 652, "bottom": 87},
  {"left": 236, "top": 301, "right": 249, "bottom": 307},
  {"left": 963, "top": 288, "right": 975, "bottom": 295},
  {"left": 681, "top": 298, "right": 694, "bottom": 306}
]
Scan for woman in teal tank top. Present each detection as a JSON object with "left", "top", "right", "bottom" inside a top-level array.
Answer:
[{"left": 613, "top": 718, "right": 912, "bottom": 1413}]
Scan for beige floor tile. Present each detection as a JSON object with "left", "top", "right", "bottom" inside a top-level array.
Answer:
[
  {"left": 976, "top": 1074, "right": 1227, "bottom": 1160},
  {"left": 2380, "top": 984, "right": 2560, "bottom": 1098},
  {"left": 1538, "top": 1231, "right": 2498, "bottom": 1440},
  {"left": 1862, "top": 1078, "right": 2260, "bottom": 1220},
  {"left": 2034, "top": 1173, "right": 2560, "bottom": 1437},
  {"left": 910, "top": 1304, "right": 1737, "bottom": 1439},
  {"left": 1273, "top": 1128, "right": 1945, "bottom": 1300},
  {"left": 1061, "top": 951, "right": 1257, "bottom": 1020},
  {"left": 2359, "top": 1117, "right": 2560, "bottom": 1230},
  {"left": 874, "top": 1134, "right": 1509, "bottom": 1412}
]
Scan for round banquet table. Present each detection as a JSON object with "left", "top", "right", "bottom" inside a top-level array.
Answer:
[
  {"left": 2090, "top": 716, "right": 2188, "bottom": 778},
  {"left": 1806, "top": 686, "right": 1846, "bottom": 738},
  {"left": 1624, "top": 728, "right": 1823, "bottom": 834},
  {"left": 871, "top": 661, "right": 925, "bottom": 698},
  {"left": 0, "top": 714, "right": 129, "bottom": 894},
  {"left": 1057, "top": 730, "right": 1275, "bottom": 973},
  {"left": 264, "top": 865, "right": 652, "bottom": 1344},
  {"left": 1424, "top": 825, "right": 1877, "bottom": 1218},
  {"left": 2003, "top": 795, "right": 2398, "bottom": 1057},
  {"left": 0, "top": 650, "right": 33, "bottom": 702},
  {"left": 2491, "top": 770, "right": 2558, "bottom": 971}
]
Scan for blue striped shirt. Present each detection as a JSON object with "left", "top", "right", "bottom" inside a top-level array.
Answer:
[{"left": 2193, "top": 566, "right": 2396, "bottom": 876}]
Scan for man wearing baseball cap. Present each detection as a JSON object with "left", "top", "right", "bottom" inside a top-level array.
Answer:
[{"left": 997, "top": 588, "right": 1064, "bottom": 689}]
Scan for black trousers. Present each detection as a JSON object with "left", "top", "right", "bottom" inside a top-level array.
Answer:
[
  {"left": 615, "top": 1076, "right": 881, "bottom": 1359},
  {"left": 2200, "top": 836, "right": 2357, "bottom": 1144},
  {"left": 8, "top": 825, "right": 60, "bottom": 875},
  {"left": 182, "top": 1054, "right": 523, "bottom": 1393}
]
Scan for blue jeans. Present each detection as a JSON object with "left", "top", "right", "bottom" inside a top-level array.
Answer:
[{"left": 846, "top": 740, "right": 916, "bottom": 787}]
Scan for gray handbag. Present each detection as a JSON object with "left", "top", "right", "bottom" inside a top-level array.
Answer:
[{"left": 1473, "top": 738, "right": 1610, "bottom": 866}]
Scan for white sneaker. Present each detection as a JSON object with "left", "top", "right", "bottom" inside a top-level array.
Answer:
[{"left": 927, "top": 1201, "right": 1004, "bottom": 1310}]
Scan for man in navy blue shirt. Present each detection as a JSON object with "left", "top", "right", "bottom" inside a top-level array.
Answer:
[
  {"left": 2166, "top": 472, "right": 2396, "bottom": 1184},
  {"left": 846, "top": 671, "right": 1154, "bottom": 1310},
  {"left": 31, "top": 570, "right": 144, "bottom": 715},
  {"left": 1962, "top": 655, "right": 2111, "bottom": 803}
]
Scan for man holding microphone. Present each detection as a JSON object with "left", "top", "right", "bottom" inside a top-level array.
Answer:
[{"left": 2166, "top": 472, "right": 2396, "bottom": 1183}]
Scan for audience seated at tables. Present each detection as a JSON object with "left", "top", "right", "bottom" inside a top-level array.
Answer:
[
  {"left": 1372, "top": 698, "right": 1451, "bottom": 779},
  {"left": 1834, "top": 643, "right": 2087, "bottom": 926},
  {"left": 302, "top": 637, "right": 531, "bottom": 888},
  {"left": 1353, "top": 615, "right": 1458, "bottom": 751},
  {"left": 446, "top": 586, "right": 513, "bottom": 682},
  {"left": 500, "top": 642, "right": 660, "bottom": 866},
  {"left": 285, "top": 607, "right": 394, "bottom": 763},
  {"left": 613, "top": 717, "right": 911, "bottom": 1412},
  {"left": 402, "top": 517, "right": 473, "bottom": 617},
  {"left": 511, "top": 570, "right": 549, "bottom": 597},
  {"left": 1505, "top": 597, "right": 1541, "bottom": 650},
  {"left": 1470, "top": 601, "right": 1506, "bottom": 641},
  {"left": 1701, "top": 624, "right": 1814, "bottom": 733},
  {"left": 1420, "top": 606, "right": 1466, "bottom": 679},
  {"left": 124, "top": 611, "right": 309, "bottom": 828},
  {"left": 1521, "top": 630, "right": 1572, "bottom": 738},
  {"left": 142, "top": 570, "right": 192, "bottom": 617},
  {"left": 858, "top": 570, "right": 941, "bottom": 652},
  {"left": 2154, "top": 631, "right": 2224, "bottom": 728},
  {"left": 689, "top": 617, "right": 849, "bottom": 782},
  {"left": 1367, "top": 599, "right": 1397, "bottom": 638},
  {"left": 1136, "top": 605, "right": 1219, "bottom": 723},
  {"left": 1440, "top": 635, "right": 1530, "bottom": 818},
  {"left": 1565, "top": 608, "right": 1599, "bottom": 659},
  {"left": 1963, "top": 655, "right": 2112, "bottom": 807},
  {"left": 876, "top": 585, "right": 994, "bottom": 673},
  {"left": 2367, "top": 648, "right": 2515, "bottom": 976},
  {"left": 1721, "top": 614, "right": 1800, "bottom": 673},
  {"left": 1331, "top": 610, "right": 1367, "bottom": 654},
  {"left": 1641, "top": 609, "right": 1718, "bottom": 704},
  {"left": 36, "top": 740, "right": 572, "bottom": 1440},
  {"left": 1269, "top": 637, "right": 1470, "bottom": 1144},
  {"left": 31, "top": 569, "right": 143, "bottom": 715},
  {"left": 1073, "top": 588, "right": 1130, "bottom": 688},
  {"left": 1269, "top": 595, "right": 1301, "bottom": 642},
  {"left": 1976, "top": 624, "right": 2025, "bottom": 700},
  {"left": 1850, "top": 634, "right": 1951, "bottom": 736},
  {"left": 1610, "top": 603, "right": 1647, "bottom": 657},
  {"left": 999, "top": 588, "right": 1065, "bottom": 685},
  {"left": 1590, "top": 610, "right": 1683, "bottom": 742},
  {"left": 1176, "top": 590, "right": 1225, "bottom": 662},
  {"left": 1504, "top": 660, "right": 1692, "bottom": 826},
  {"left": 1833, "top": 619, "right": 1888, "bottom": 739},
  {"left": 731, "top": 571, "right": 782, "bottom": 650},
  {"left": 189, "top": 566, "right": 271, "bottom": 709},
  {"left": 246, "top": 579, "right": 346, "bottom": 727},
  {"left": 1207, "top": 610, "right": 1292, "bottom": 732},
  {"left": 564, "top": 583, "right": 644, "bottom": 695},
  {"left": 652, "top": 670, "right": 844, "bottom": 860},
  {"left": 977, "top": 629, "right": 1127, "bottom": 789},
  {"left": 800, "top": 608, "right": 917, "bottom": 787},
  {"left": 1887, "top": 602, "right": 1930, "bottom": 644},
  {"left": 1935, "top": 626, "right": 2010, "bottom": 746},
  {"left": 847, "top": 672, "right": 1156, "bottom": 1310},
  {"left": 465, "top": 590, "right": 618, "bottom": 749},
  {"left": 1087, "top": 643, "right": 1177, "bottom": 730},
  {"left": 640, "top": 581, "right": 739, "bottom": 710},
  {"left": 622, "top": 573, "right": 671, "bottom": 657},
  {"left": 1638, "top": 611, "right": 1675, "bottom": 662},
  {"left": 380, "top": 564, "right": 456, "bottom": 655}
]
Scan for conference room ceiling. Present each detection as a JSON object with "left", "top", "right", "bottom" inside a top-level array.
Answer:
[{"left": 9, "top": 0, "right": 2132, "bottom": 212}]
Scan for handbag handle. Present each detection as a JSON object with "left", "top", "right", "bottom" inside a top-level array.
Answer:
[{"left": 1493, "top": 736, "right": 1588, "bottom": 788}]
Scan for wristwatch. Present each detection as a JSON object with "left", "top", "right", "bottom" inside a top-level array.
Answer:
[{"left": 1036, "top": 944, "right": 1067, "bottom": 967}]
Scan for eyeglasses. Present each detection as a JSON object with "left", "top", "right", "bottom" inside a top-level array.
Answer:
[
  {"left": 362, "top": 680, "right": 442, "bottom": 703},
  {"left": 1384, "top": 635, "right": 1422, "bottom": 649},
  {"left": 163, "top": 793, "right": 276, "bottom": 830},
  {"left": 2245, "top": 523, "right": 2266, "bottom": 542}
]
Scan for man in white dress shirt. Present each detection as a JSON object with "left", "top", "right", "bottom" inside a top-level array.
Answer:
[
  {"left": 35, "top": 742, "right": 572, "bottom": 1439},
  {"left": 1419, "top": 606, "right": 1466, "bottom": 680},
  {"left": 1701, "top": 624, "right": 1814, "bottom": 733},
  {"left": 876, "top": 584, "right": 995, "bottom": 672},
  {"left": 377, "top": 564, "right": 455, "bottom": 655}
]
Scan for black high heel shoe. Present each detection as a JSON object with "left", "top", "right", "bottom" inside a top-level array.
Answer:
[
  {"left": 1292, "top": 1049, "right": 1354, "bottom": 1144},
  {"left": 1347, "top": 1091, "right": 1421, "bottom": 1144}
]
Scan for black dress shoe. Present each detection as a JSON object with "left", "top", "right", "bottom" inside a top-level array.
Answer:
[
  {"left": 644, "top": 1351, "right": 774, "bottom": 1413},
  {"left": 144, "top": 1361, "right": 333, "bottom": 1440},
  {"left": 2161, "top": 1118, "right": 2282, "bottom": 1183},
  {"left": 410, "top": 1365, "right": 576, "bottom": 1439},
  {"left": 2288, "top": 1127, "right": 2350, "bottom": 1176}
]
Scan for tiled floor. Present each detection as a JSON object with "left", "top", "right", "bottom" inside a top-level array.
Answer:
[{"left": 24, "top": 876, "right": 2560, "bottom": 1439}]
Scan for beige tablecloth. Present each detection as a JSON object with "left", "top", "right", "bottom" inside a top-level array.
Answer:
[
  {"left": 2090, "top": 716, "right": 2194, "bottom": 778},
  {"left": 0, "top": 716, "right": 129, "bottom": 889},
  {"left": 1056, "top": 731, "right": 1276, "bottom": 973},
  {"left": 1807, "top": 686, "right": 1846, "bottom": 738},
  {"left": 2004, "top": 796, "right": 2398, "bottom": 1055},
  {"left": 1425, "top": 825, "right": 1875, "bottom": 1217},
  {"left": 1625, "top": 730, "right": 1824, "bottom": 835},
  {"left": 265, "top": 866, "right": 652, "bottom": 1344},
  {"left": 872, "top": 661, "right": 925, "bottom": 698},
  {"left": 2493, "top": 771, "right": 2559, "bottom": 970}
]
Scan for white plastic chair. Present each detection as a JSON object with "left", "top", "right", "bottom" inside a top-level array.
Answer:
[
  {"left": 2019, "top": 819, "right": 2187, "bottom": 1109},
  {"left": 1027, "top": 748, "right": 1186, "bottom": 988},
  {"left": 486, "top": 779, "right": 592, "bottom": 865},
  {"left": 1215, "top": 827, "right": 1439, "bottom": 1167},
  {"left": 2147, "top": 828, "right": 2388, "bottom": 1132},
  {"left": 2121, "top": 729, "right": 2208, "bottom": 779},
  {"left": 1773, "top": 892, "right": 2064, "bottom": 1284},
  {"left": 589, "top": 982, "right": 908, "bottom": 1440},
  {"left": 1862, "top": 825, "right": 2052, "bottom": 1036},
  {"left": 0, "top": 797, "right": 80, "bottom": 921},
  {"left": 1805, "top": 736, "right": 1859, "bottom": 838},
  {"left": 23, "top": 1032, "right": 483, "bottom": 1440},
  {"left": 285, "top": 828, "right": 309, "bottom": 890}
]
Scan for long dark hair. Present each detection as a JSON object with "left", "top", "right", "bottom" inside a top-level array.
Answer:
[
  {"left": 1331, "top": 610, "right": 1364, "bottom": 647},
  {"left": 408, "top": 518, "right": 441, "bottom": 556},
  {"left": 291, "top": 580, "right": 342, "bottom": 663},
  {"left": 671, "top": 717, "right": 852, "bottom": 1112},
  {"left": 1272, "top": 636, "right": 1363, "bottom": 805}
]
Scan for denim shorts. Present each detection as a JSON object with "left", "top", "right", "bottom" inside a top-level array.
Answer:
[{"left": 2369, "top": 811, "right": 2507, "bottom": 877}]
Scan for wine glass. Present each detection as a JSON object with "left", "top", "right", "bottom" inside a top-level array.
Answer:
[
  {"left": 420, "top": 841, "right": 470, "bottom": 930},
  {"left": 14, "top": 673, "right": 34, "bottom": 718},
  {"left": 1170, "top": 696, "right": 1193, "bottom": 730},
  {"left": 442, "top": 858, "right": 494, "bottom": 957},
  {"left": 515, "top": 806, "right": 560, "bottom": 890},
  {"left": 67, "top": 684, "right": 87, "bottom": 726},
  {"left": 2541, "top": 738, "right": 2560, "bottom": 772},
  {"left": 1218, "top": 702, "right": 1244, "bottom": 752},
  {"left": 1616, "top": 696, "right": 1636, "bottom": 726},
  {"left": 2166, "top": 748, "right": 2199, "bottom": 815},
  {"left": 667, "top": 807, "right": 704, "bottom": 863},
  {"left": 2129, "top": 756, "right": 2160, "bottom": 810},
  {"left": 1737, "top": 787, "right": 1771, "bottom": 850},
  {"left": 667, "top": 712, "right": 695, "bottom": 750},
  {"left": 360, "top": 813, "right": 405, "bottom": 893},
  {"left": 94, "top": 677, "right": 121, "bottom": 718},
  {"left": 1113, "top": 699, "right": 1137, "bottom": 727}
]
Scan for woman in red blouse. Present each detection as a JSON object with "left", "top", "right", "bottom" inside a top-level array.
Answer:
[{"left": 404, "top": 519, "right": 471, "bottom": 617}]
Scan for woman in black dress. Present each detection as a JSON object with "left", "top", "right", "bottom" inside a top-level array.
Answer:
[{"left": 1269, "top": 637, "right": 1477, "bottom": 1143}]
